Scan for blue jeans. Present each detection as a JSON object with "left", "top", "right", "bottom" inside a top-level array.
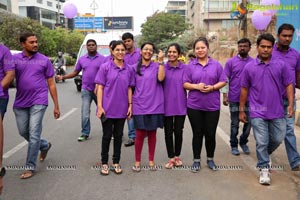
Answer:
[
  {"left": 127, "top": 118, "right": 136, "bottom": 140},
  {"left": 13, "top": 105, "right": 49, "bottom": 170},
  {"left": 0, "top": 98, "right": 8, "bottom": 119},
  {"left": 81, "top": 89, "right": 97, "bottom": 136},
  {"left": 229, "top": 102, "right": 251, "bottom": 147},
  {"left": 251, "top": 118, "right": 286, "bottom": 168},
  {"left": 283, "top": 98, "right": 300, "bottom": 168}
]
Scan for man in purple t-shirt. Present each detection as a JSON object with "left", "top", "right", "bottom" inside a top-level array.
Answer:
[
  {"left": 13, "top": 33, "right": 60, "bottom": 179},
  {"left": 57, "top": 39, "right": 105, "bottom": 142},
  {"left": 122, "top": 32, "right": 141, "bottom": 147},
  {"left": 272, "top": 23, "right": 300, "bottom": 171},
  {"left": 222, "top": 38, "right": 253, "bottom": 156},
  {"left": 0, "top": 44, "right": 15, "bottom": 192},
  {"left": 240, "top": 33, "right": 294, "bottom": 185}
]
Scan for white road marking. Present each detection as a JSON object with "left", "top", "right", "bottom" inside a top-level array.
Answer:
[
  {"left": 217, "top": 126, "right": 258, "bottom": 172},
  {"left": 3, "top": 141, "right": 27, "bottom": 159},
  {"left": 3, "top": 108, "right": 78, "bottom": 159},
  {"left": 57, "top": 108, "right": 78, "bottom": 121}
]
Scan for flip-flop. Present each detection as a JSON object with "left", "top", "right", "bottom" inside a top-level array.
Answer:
[
  {"left": 39, "top": 142, "right": 52, "bottom": 161},
  {"left": 100, "top": 164, "right": 109, "bottom": 176},
  {"left": 111, "top": 164, "right": 122, "bottom": 175},
  {"left": 20, "top": 170, "right": 34, "bottom": 179},
  {"left": 132, "top": 165, "right": 141, "bottom": 172}
]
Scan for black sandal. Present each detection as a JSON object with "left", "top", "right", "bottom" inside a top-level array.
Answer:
[{"left": 111, "top": 164, "right": 122, "bottom": 175}]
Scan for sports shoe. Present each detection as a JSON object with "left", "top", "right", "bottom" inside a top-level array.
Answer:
[
  {"left": 78, "top": 135, "right": 89, "bottom": 142},
  {"left": 259, "top": 168, "right": 271, "bottom": 185},
  {"left": 240, "top": 144, "right": 250, "bottom": 154},
  {"left": 191, "top": 161, "right": 201, "bottom": 173},
  {"left": 207, "top": 160, "right": 217, "bottom": 171},
  {"left": 124, "top": 139, "right": 135, "bottom": 147},
  {"left": 231, "top": 147, "right": 240, "bottom": 156}
]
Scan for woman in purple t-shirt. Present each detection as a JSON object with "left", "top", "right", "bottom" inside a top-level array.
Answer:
[
  {"left": 95, "top": 40, "right": 133, "bottom": 175},
  {"left": 163, "top": 43, "right": 187, "bottom": 169},
  {"left": 131, "top": 42, "right": 165, "bottom": 172},
  {"left": 183, "top": 37, "right": 226, "bottom": 172}
]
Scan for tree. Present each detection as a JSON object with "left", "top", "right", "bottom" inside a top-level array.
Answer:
[{"left": 139, "top": 12, "right": 190, "bottom": 50}]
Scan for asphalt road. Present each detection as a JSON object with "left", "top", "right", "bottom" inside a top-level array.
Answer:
[{"left": 1, "top": 69, "right": 300, "bottom": 200}]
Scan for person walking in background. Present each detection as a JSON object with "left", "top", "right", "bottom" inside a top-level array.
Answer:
[
  {"left": 131, "top": 42, "right": 165, "bottom": 172},
  {"left": 222, "top": 38, "right": 253, "bottom": 156},
  {"left": 272, "top": 23, "right": 300, "bottom": 171},
  {"left": 163, "top": 43, "right": 187, "bottom": 169},
  {"left": 239, "top": 33, "right": 294, "bottom": 185},
  {"left": 122, "top": 32, "right": 141, "bottom": 147},
  {"left": 95, "top": 40, "right": 133, "bottom": 175},
  {"left": 0, "top": 44, "right": 15, "bottom": 193},
  {"left": 13, "top": 33, "right": 60, "bottom": 179},
  {"left": 183, "top": 37, "right": 226, "bottom": 172},
  {"left": 57, "top": 39, "right": 105, "bottom": 142}
]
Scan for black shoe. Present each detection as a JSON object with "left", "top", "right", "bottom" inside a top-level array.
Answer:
[
  {"left": 124, "top": 139, "right": 135, "bottom": 147},
  {"left": 292, "top": 165, "right": 300, "bottom": 171},
  {"left": 78, "top": 135, "right": 89, "bottom": 142}
]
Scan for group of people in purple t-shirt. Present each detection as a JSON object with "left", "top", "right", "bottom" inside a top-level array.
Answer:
[{"left": 1, "top": 23, "right": 300, "bottom": 188}]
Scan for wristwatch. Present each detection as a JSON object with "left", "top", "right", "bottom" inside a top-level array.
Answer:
[
  {"left": 0, "top": 167, "right": 6, "bottom": 177},
  {"left": 159, "top": 61, "right": 165, "bottom": 65}
]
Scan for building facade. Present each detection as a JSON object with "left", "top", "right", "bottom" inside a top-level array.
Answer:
[
  {"left": 166, "top": 0, "right": 187, "bottom": 18},
  {"left": 18, "top": 0, "right": 65, "bottom": 29},
  {"left": 186, "top": 0, "right": 260, "bottom": 33}
]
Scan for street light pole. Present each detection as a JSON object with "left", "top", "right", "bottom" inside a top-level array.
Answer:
[{"left": 242, "top": 0, "right": 247, "bottom": 37}]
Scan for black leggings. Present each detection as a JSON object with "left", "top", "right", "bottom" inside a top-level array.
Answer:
[
  {"left": 164, "top": 115, "right": 186, "bottom": 158},
  {"left": 187, "top": 108, "right": 220, "bottom": 160}
]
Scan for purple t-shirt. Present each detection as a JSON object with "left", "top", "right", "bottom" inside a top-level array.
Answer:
[
  {"left": 163, "top": 61, "right": 187, "bottom": 116},
  {"left": 104, "top": 54, "right": 113, "bottom": 63},
  {"left": 94, "top": 60, "right": 134, "bottom": 118},
  {"left": 13, "top": 52, "right": 54, "bottom": 108},
  {"left": 75, "top": 53, "right": 105, "bottom": 92},
  {"left": 224, "top": 55, "right": 254, "bottom": 102},
  {"left": 132, "top": 62, "right": 164, "bottom": 115},
  {"left": 272, "top": 44, "right": 300, "bottom": 98},
  {"left": 241, "top": 57, "right": 293, "bottom": 119},
  {"left": 183, "top": 58, "right": 227, "bottom": 111},
  {"left": 124, "top": 48, "right": 141, "bottom": 65},
  {"left": 0, "top": 45, "right": 15, "bottom": 98}
]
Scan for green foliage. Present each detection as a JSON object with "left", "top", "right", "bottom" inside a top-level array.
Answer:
[
  {"left": 139, "top": 12, "right": 190, "bottom": 50},
  {"left": 0, "top": 12, "right": 84, "bottom": 57},
  {"left": 65, "top": 55, "right": 76, "bottom": 66}
]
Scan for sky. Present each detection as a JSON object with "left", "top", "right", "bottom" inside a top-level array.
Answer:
[{"left": 67, "top": 0, "right": 169, "bottom": 34}]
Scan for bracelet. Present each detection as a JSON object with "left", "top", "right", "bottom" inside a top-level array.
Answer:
[
  {"left": 128, "top": 103, "right": 132, "bottom": 104},
  {"left": 159, "top": 61, "right": 164, "bottom": 65}
]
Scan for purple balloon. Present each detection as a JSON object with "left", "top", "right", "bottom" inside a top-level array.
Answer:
[
  {"left": 261, "top": 0, "right": 280, "bottom": 16},
  {"left": 251, "top": 10, "right": 272, "bottom": 31},
  {"left": 63, "top": 2, "right": 78, "bottom": 19}
]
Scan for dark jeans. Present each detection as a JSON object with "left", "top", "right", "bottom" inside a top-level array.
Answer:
[
  {"left": 229, "top": 102, "right": 251, "bottom": 148},
  {"left": 101, "top": 118, "right": 126, "bottom": 164},
  {"left": 0, "top": 98, "right": 8, "bottom": 119},
  {"left": 187, "top": 108, "right": 220, "bottom": 160},
  {"left": 164, "top": 115, "right": 186, "bottom": 158}
]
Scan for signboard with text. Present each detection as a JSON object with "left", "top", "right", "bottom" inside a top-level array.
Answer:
[
  {"left": 103, "top": 17, "right": 133, "bottom": 30},
  {"left": 74, "top": 17, "right": 104, "bottom": 30}
]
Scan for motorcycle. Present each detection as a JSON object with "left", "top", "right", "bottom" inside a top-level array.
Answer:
[{"left": 54, "top": 63, "right": 66, "bottom": 83}]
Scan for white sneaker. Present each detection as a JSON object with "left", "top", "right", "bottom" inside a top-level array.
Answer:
[{"left": 259, "top": 168, "right": 271, "bottom": 185}]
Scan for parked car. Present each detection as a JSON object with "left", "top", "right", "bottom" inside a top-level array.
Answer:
[{"left": 9, "top": 50, "right": 22, "bottom": 88}]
